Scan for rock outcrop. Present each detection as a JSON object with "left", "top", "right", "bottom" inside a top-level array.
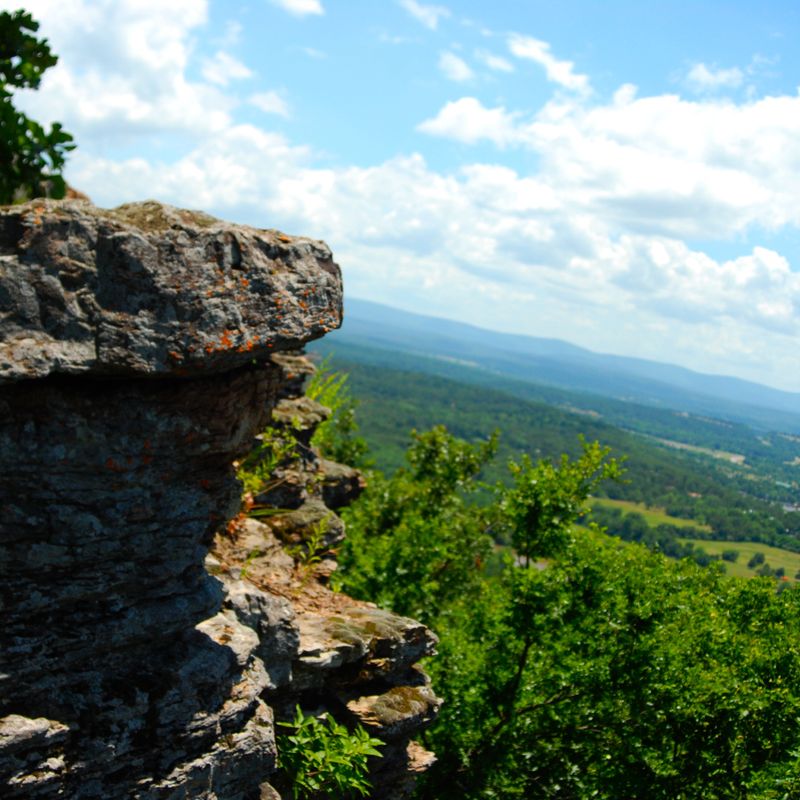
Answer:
[{"left": 0, "top": 200, "right": 438, "bottom": 799}]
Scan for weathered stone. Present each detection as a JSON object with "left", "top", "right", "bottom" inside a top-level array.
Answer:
[
  {"left": 212, "top": 517, "right": 297, "bottom": 592},
  {"left": 267, "top": 497, "right": 346, "bottom": 550},
  {"left": 294, "top": 608, "right": 438, "bottom": 688},
  {"left": 345, "top": 684, "right": 442, "bottom": 741},
  {"left": 0, "top": 200, "right": 342, "bottom": 798},
  {"left": 0, "top": 199, "right": 341, "bottom": 383},
  {"left": 319, "top": 458, "right": 367, "bottom": 509},
  {"left": 271, "top": 396, "right": 330, "bottom": 447},
  {"left": 269, "top": 351, "right": 316, "bottom": 400},
  {"left": 0, "top": 199, "right": 438, "bottom": 799},
  {"left": 221, "top": 577, "right": 300, "bottom": 690}
]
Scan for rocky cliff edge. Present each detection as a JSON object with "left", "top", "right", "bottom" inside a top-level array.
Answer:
[{"left": 0, "top": 200, "right": 439, "bottom": 799}]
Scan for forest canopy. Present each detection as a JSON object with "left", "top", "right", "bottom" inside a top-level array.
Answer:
[{"left": 312, "top": 369, "right": 800, "bottom": 799}]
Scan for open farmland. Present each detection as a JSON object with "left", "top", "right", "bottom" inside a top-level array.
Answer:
[
  {"left": 680, "top": 538, "right": 800, "bottom": 581},
  {"left": 591, "top": 497, "right": 712, "bottom": 532}
]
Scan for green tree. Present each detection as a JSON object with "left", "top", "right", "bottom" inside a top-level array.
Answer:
[
  {"left": 500, "top": 438, "right": 623, "bottom": 564},
  {"left": 422, "top": 532, "right": 800, "bottom": 799},
  {"left": 0, "top": 9, "right": 75, "bottom": 203},
  {"left": 335, "top": 425, "right": 497, "bottom": 624}
]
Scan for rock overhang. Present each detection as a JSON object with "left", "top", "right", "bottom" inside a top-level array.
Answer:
[{"left": 0, "top": 199, "right": 343, "bottom": 384}]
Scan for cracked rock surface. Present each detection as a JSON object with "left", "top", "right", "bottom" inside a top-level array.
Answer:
[
  {"left": 0, "top": 199, "right": 341, "bottom": 382},
  {"left": 0, "top": 200, "right": 339, "bottom": 799},
  {"left": 0, "top": 200, "right": 439, "bottom": 799},
  {"left": 212, "top": 352, "right": 441, "bottom": 799}
]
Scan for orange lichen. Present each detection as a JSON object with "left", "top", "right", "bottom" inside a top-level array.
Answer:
[{"left": 226, "top": 513, "right": 246, "bottom": 537}]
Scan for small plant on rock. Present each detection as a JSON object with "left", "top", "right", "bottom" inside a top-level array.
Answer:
[
  {"left": 307, "top": 358, "right": 369, "bottom": 467},
  {"left": 235, "top": 428, "right": 296, "bottom": 512},
  {"left": 277, "top": 705, "right": 383, "bottom": 799}
]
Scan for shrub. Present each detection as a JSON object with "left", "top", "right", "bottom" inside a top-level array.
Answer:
[{"left": 276, "top": 706, "right": 383, "bottom": 799}]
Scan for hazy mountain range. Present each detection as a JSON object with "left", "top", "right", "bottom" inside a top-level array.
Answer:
[{"left": 318, "top": 299, "right": 800, "bottom": 433}]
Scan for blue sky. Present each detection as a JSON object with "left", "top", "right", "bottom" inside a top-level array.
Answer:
[{"left": 6, "top": 0, "right": 800, "bottom": 392}]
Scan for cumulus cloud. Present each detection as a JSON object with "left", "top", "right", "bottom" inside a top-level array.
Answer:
[
  {"left": 438, "top": 51, "right": 473, "bottom": 81},
  {"left": 685, "top": 62, "right": 744, "bottom": 93},
  {"left": 4, "top": 0, "right": 232, "bottom": 139},
  {"left": 201, "top": 51, "right": 253, "bottom": 86},
  {"left": 419, "top": 88, "right": 800, "bottom": 242},
  {"left": 417, "top": 97, "right": 520, "bottom": 145},
  {"left": 508, "top": 34, "right": 590, "bottom": 94},
  {"left": 399, "top": 0, "right": 450, "bottom": 30},
  {"left": 268, "top": 0, "right": 324, "bottom": 17}
]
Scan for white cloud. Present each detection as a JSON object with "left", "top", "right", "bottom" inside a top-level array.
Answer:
[
  {"left": 418, "top": 97, "right": 520, "bottom": 145},
  {"left": 508, "top": 34, "right": 590, "bottom": 94},
  {"left": 249, "top": 90, "right": 290, "bottom": 118},
  {"left": 201, "top": 51, "right": 253, "bottom": 86},
  {"left": 268, "top": 0, "right": 324, "bottom": 16},
  {"left": 685, "top": 62, "right": 744, "bottom": 92},
  {"left": 399, "top": 0, "right": 450, "bottom": 30},
  {"left": 4, "top": 0, "right": 232, "bottom": 139},
  {"left": 438, "top": 51, "right": 473, "bottom": 81},
  {"left": 419, "top": 89, "right": 800, "bottom": 239},
  {"left": 15, "top": 0, "right": 800, "bottom": 389},
  {"left": 475, "top": 49, "right": 514, "bottom": 72}
]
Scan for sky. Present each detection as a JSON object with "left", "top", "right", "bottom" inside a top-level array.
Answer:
[{"left": 5, "top": 0, "right": 800, "bottom": 393}]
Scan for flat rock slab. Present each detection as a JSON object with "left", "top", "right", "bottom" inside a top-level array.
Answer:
[
  {"left": 0, "top": 199, "right": 342, "bottom": 383},
  {"left": 296, "top": 607, "right": 438, "bottom": 676},
  {"left": 345, "top": 685, "right": 442, "bottom": 741}
]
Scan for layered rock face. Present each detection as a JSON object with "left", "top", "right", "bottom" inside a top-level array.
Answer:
[{"left": 0, "top": 200, "right": 438, "bottom": 799}]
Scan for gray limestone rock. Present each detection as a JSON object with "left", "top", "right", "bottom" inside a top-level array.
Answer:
[
  {"left": 0, "top": 200, "right": 342, "bottom": 799},
  {"left": 221, "top": 577, "right": 300, "bottom": 690},
  {"left": 294, "top": 608, "right": 438, "bottom": 688},
  {"left": 0, "top": 199, "right": 341, "bottom": 383},
  {"left": 0, "top": 200, "right": 438, "bottom": 800}
]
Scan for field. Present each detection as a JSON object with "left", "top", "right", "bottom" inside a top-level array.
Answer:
[
  {"left": 680, "top": 538, "right": 800, "bottom": 581},
  {"left": 590, "top": 497, "right": 712, "bottom": 531},
  {"left": 646, "top": 435, "right": 747, "bottom": 465}
]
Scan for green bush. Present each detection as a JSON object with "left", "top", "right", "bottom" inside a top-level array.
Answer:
[
  {"left": 334, "top": 419, "right": 800, "bottom": 798},
  {"left": 276, "top": 706, "right": 383, "bottom": 799}
]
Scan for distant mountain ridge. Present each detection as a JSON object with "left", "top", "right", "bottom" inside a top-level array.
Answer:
[{"left": 322, "top": 298, "right": 800, "bottom": 433}]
